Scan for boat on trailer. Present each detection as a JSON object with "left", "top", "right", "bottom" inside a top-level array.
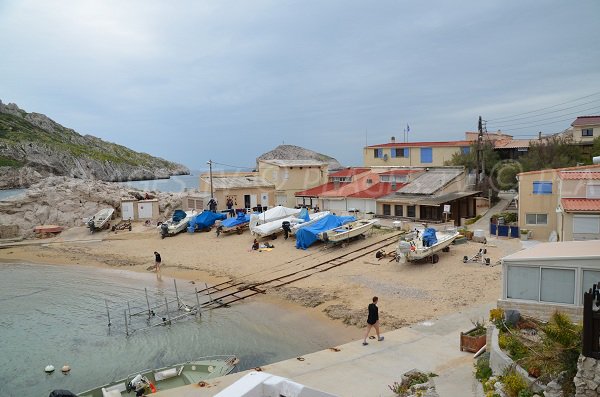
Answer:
[
  {"left": 159, "top": 210, "right": 196, "bottom": 238},
  {"left": 395, "top": 227, "right": 459, "bottom": 263},
  {"left": 77, "top": 355, "right": 238, "bottom": 397},
  {"left": 87, "top": 208, "right": 115, "bottom": 233},
  {"left": 318, "top": 219, "right": 378, "bottom": 245}
]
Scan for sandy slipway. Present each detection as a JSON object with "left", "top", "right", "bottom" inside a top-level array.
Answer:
[{"left": 0, "top": 221, "right": 521, "bottom": 332}]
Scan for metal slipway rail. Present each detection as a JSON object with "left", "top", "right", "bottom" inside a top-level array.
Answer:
[{"left": 196, "top": 232, "right": 402, "bottom": 309}]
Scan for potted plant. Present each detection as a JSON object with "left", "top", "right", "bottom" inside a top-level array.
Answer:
[
  {"left": 520, "top": 229, "right": 529, "bottom": 241},
  {"left": 460, "top": 320, "right": 487, "bottom": 353}
]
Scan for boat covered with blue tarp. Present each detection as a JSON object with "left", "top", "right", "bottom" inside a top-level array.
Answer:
[
  {"left": 187, "top": 211, "right": 227, "bottom": 232},
  {"left": 216, "top": 212, "right": 252, "bottom": 236},
  {"left": 295, "top": 214, "right": 356, "bottom": 249}
]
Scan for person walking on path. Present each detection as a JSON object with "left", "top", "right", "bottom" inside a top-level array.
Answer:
[
  {"left": 154, "top": 251, "right": 161, "bottom": 272},
  {"left": 362, "top": 296, "right": 384, "bottom": 345}
]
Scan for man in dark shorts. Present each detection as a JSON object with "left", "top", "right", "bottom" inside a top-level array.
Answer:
[
  {"left": 154, "top": 251, "right": 161, "bottom": 271},
  {"left": 362, "top": 296, "right": 384, "bottom": 345}
]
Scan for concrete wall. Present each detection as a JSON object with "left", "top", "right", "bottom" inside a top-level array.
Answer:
[
  {"left": 212, "top": 187, "right": 275, "bottom": 212},
  {"left": 497, "top": 299, "right": 582, "bottom": 322},
  {"left": 517, "top": 170, "right": 558, "bottom": 241},
  {"left": 363, "top": 146, "right": 463, "bottom": 167}
]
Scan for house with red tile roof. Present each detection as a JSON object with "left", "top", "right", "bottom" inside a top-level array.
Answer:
[{"left": 516, "top": 164, "right": 600, "bottom": 241}]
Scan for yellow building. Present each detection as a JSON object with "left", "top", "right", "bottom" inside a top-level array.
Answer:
[
  {"left": 257, "top": 159, "right": 329, "bottom": 207},
  {"left": 363, "top": 137, "right": 471, "bottom": 167},
  {"left": 199, "top": 172, "right": 275, "bottom": 212},
  {"left": 569, "top": 116, "right": 600, "bottom": 145},
  {"left": 517, "top": 164, "right": 600, "bottom": 241}
]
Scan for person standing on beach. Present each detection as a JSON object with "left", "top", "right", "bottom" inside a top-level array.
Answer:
[
  {"left": 362, "top": 296, "right": 384, "bottom": 345},
  {"left": 154, "top": 251, "right": 161, "bottom": 272}
]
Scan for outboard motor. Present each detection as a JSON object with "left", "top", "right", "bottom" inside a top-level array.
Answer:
[
  {"left": 87, "top": 218, "right": 96, "bottom": 233},
  {"left": 282, "top": 221, "right": 291, "bottom": 240},
  {"left": 160, "top": 223, "right": 169, "bottom": 239}
]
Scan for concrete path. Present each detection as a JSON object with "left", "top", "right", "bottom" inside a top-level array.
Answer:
[
  {"left": 156, "top": 303, "right": 494, "bottom": 397},
  {"left": 470, "top": 192, "right": 515, "bottom": 231}
]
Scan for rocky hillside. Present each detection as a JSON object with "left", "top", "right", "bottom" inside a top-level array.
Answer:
[
  {"left": 0, "top": 100, "right": 189, "bottom": 188},
  {"left": 0, "top": 176, "right": 184, "bottom": 238},
  {"left": 257, "top": 145, "right": 343, "bottom": 170}
]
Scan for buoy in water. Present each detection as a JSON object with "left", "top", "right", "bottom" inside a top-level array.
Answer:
[
  {"left": 45, "top": 365, "right": 55, "bottom": 373},
  {"left": 61, "top": 365, "right": 71, "bottom": 373}
]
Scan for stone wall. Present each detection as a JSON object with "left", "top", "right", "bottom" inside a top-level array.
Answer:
[
  {"left": 574, "top": 355, "right": 600, "bottom": 396},
  {"left": 497, "top": 299, "right": 582, "bottom": 323},
  {"left": 0, "top": 225, "right": 19, "bottom": 239}
]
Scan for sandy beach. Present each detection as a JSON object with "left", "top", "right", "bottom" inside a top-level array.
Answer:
[{"left": 0, "top": 222, "right": 521, "bottom": 335}]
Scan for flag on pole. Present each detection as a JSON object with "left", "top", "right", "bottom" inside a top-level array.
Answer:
[{"left": 406, "top": 124, "right": 410, "bottom": 133}]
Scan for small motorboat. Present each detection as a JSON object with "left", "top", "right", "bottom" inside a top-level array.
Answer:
[
  {"left": 77, "top": 355, "right": 238, "bottom": 397},
  {"left": 216, "top": 212, "right": 251, "bottom": 236},
  {"left": 87, "top": 208, "right": 115, "bottom": 233},
  {"left": 159, "top": 210, "right": 196, "bottom": 238},
  {"left": 289, "top": 210, "right": 331, "bottom": 235},
  {"left": 395, "top": 227, "right": 459, "bottom": 263},
  {"left": 318, "top": 219, "right": 378, "bottom": 244}
]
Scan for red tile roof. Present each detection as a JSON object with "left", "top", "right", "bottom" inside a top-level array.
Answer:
[
  {"left": 571, "top": 116, "right": 600, "bottom": 127},
  {"left": 329, "top": 168, "right": 371, "bottom": 177},
  {"left": 377, "top": 169, "right": 422, "bottom": 176},
  {"left": 366, "top": 140, "right": 471, "bottom": 148},
  {"left": 347, "top": 182, "right": 406, "bottom": 199},
  {"left": 494, "top": 139, "right": 534, "bottom": 149},
  {"left": 561, "top": 198, "right": 600, "bottom": 212},
  {"left": 559, "top": 171, "right": 600, "bottom": 180},
  {"left": 295, "top": 182, "right": 337, "bottom": 197}
]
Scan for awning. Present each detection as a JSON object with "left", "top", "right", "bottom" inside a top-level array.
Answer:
[{"left": 381, "top": 191, "right": 481, "bottom": 206}]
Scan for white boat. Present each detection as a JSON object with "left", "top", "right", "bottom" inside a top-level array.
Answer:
[
  {"left": 159, "top": 209, "right": 196, "bottom": 238},
  {"left": 249, "top": 206, "right": 301, "bottom": 229},
  {"left": 77, "top": 355, "right": 238, "bottom": 397},
  {"left": 251, "top": 215, "right": 298, "bottom": 238},
  {"left": 87, "top": 208, "right": 115, "bottom": 233},
  {"left": 214, "top": 371, "right": 338, "bottom": 397},
  {"left": 318, "top": 219, "right": 378, "bottom": 244},
  {"left": 395, "top": 228, "right": 459, "bottom": 263},
  {"left": 289, "top": 211, "right": 330, "bottom": 235}
]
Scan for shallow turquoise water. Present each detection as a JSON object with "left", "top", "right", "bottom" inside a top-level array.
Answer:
[{"left": 0, "top": 263, "right": 347, "bottom": 397}]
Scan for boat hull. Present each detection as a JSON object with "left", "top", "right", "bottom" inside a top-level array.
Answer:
[
  {"left": 397, "top": 231, "right": 459, "bottom": 262},
  {"left": 318, "top": 219, "right": 377, "bottom": 243}
]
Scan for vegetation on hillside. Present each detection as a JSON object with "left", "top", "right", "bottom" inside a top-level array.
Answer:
[{"left": 0, "top": 112, "right": 181, "bottom": 169}]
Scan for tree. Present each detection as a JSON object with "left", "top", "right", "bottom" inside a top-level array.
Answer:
[
  {"left": 519, "top": 135, "right": 584, "bottom": 172},
  {"left": 592, "top": 136, "right": 600, "bottom": 158}
]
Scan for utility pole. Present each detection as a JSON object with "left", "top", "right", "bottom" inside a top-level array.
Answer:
[
  {"left": 476, "top": 116, "right": 483, "bottom": 186},
  {"left": 207, "top": 159, "right": 214, "bottom": 200}
]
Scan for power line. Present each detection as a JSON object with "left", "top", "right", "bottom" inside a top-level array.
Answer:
[
  {"left": 486, "top": 97, "right": 600, "bottom": 124},
  {"left": 489, "top": 115, "right": 580, "bottom": 132},
  {"left": 487, "top": 105, "right": 600, "bottom": 129},
  {"left": 487, "top": 90, "right": 600, "bottom": 122}
]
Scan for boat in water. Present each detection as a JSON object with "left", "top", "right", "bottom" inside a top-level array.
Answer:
[
  {"left": 87, "top": 208, "right": 115, "bottom": 233},
  {"left": 317, "top": 219, "right": 378, "bottom": 244},
  {"left": 395, "top": 227, "right": 459, "bottom": 263},
  {"left": 77, "top": 355, "right": 238, "bottom": 397},
  {"left": 159, "top": 210, "right": 196, "bottom": 238}
]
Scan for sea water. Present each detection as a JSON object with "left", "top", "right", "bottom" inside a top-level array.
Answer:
[
  {"left": 119, "top": 174, "right": 200, "bottom": 193},
  {"left": 0, "top": 263, "right": 347, "bottom": 397}
]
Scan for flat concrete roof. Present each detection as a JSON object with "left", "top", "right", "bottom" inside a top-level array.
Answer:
[{"left": 503, "top": 240, "right": 600, "bottom": 262}]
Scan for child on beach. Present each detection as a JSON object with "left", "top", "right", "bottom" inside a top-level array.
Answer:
[{"left": 154, "top": 251, "right": 161, "bottom": 271}]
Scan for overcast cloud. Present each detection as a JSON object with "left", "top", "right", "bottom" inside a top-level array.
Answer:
[{"left": 1, "top": 0, "right": 599, "bottom": 170}]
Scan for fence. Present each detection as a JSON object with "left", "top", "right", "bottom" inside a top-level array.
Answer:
[{"left": 582, "top": 281, "right": 600, "bottom": 359}]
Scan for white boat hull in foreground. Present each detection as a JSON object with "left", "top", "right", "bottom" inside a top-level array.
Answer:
[{"left": 396, "top": 230, "right": 459, "bottom": 263}]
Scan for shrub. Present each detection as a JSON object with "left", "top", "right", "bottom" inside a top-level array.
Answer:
[
  {"left": 388, "top": 371, "right": 431, "bottom": 396},
  {"left": 501, "top": 367, "right": 528, "bottom": 397},
  {"left": 465, "top": 214, "right": 483, "bottom": 225},
  {"left": 517, "top": 389, "right": 534, "bottom": 397},
  {"left": 489, "top": 308, "right": 505, "bottom": 329},
  {"left": 475, "top": 353, "right": 492, "bottom": 383}
]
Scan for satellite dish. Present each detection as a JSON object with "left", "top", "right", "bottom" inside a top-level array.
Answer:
[{"left": 383, "top": 154, "right": 388, "bottom": 161}]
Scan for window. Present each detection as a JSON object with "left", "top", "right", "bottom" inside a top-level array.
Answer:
[
  {"left": 532, "top": 181, "right": 552, "bottom": 194},
  {"left": 573, "top": 215, "right": 600, "bottom": 234},
  {"left": 582, "top": 128, "right": 593, "bottom": 137},
  {"left": 540, "top": 268, "right": 575, "bottom": 304},
  {"left": 407, "top": 205, "right": 416, "bottom": 218},
  {"left": 526, "top": 213, "right": 548, "bottom": 225},
  {"left": 383, "top": 204, "right": 391, "bottom": 216},
  {"left": 583, "top": 270, "right": 600, "bottom": 300},
  {"left": 461, "top": 147, "right": 470, "bottom": 154},
  {"left": 392, "top": 148, "right": 408, "bottom": 158},
  {"left": 380, "top": 175, "right": 390, "bottom": 182},
  {"left": 586, "top": 183, "right": 600, "bottom": 199},
  {"left": 374, "top": 148, "right": 383, "bottom": 158},
  {"left": 394, "top": 205, "right": 403, "bottom": 217},
  {"left": 420, "top": 148, "right": 432, "bottom": 164},
  {"left": 507, "top": 266, "right": 539, "bottom": 300}
]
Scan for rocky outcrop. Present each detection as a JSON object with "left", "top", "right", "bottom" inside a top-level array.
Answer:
[
  {"left": 257, "top": 145, "right": 343, "bottom": 171},
  {"left": 0, "top": 177, "right": 185, "bottom": 237},
  {"left": 0, "top": 100, "right": 189, "bottom": 188}
]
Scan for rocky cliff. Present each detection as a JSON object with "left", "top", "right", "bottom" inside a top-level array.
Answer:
[
  {"left": 0, "top": 100, "right": 189, "bottom": 188},
  {"left": 0, "top": 177, "right": 184, "bottom": 237},
  {"left": 257, "top": 145, "right": 343, "bottom": 171}
]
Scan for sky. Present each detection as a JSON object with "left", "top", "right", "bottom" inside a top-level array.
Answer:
[{"left": 1, "top": 0, "right": 600, "bottom": 172}]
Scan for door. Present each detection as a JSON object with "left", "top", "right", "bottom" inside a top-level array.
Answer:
[
  {"left": 260, "top": 192, "right": 269, "bottom": 207},
  {"left": 276, "top": 194, "right": 287, "bottom": 206},
  {"left": 137, "top": 202, "right": 153, "bottom": 219},
  {"left": 122, "top": 202, "right": 134, "bottom": 220}
]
